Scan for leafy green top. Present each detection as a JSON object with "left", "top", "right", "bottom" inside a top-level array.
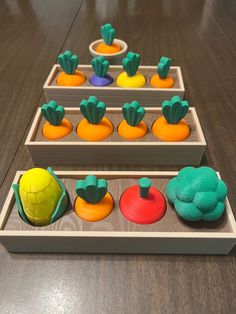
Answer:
[
  {"left": 101, "top": 23, "right": 116, "bottom": 45},
  {"left": 76, "top": 175, "right": 107, "bottom": 204},
  {"left": 41, "top": 101, "right": 65, "bottom": 126},
  {"left": 80, "top": 96, "right": 106, "bottom": 125},
  {"left": 122, "top": 51, "right": 141, "bottom": 77},
  {"left": 122, "top": 101, "right": 145, "bottom": 126},
  {"left": 58, "top": 50, "right": 78, "bottom": 74},
  {"left": 162, "top": 96, "right": 189, "bottom": 124},
  {"left": 91, "top": 56, "right": 109, "bottom": 77},
  {"left": 157, "top": 56, "right": 172, "bottom": 79}
]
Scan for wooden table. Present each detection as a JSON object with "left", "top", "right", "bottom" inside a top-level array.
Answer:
[{"left": 0, "top": 0, "right": 235, "bottom": 313}]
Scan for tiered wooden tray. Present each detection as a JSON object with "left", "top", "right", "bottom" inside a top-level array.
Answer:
[
  {"left": 0, "top": 171, "right": 235, "bottom": 254},
  {"left": 43, "top": 65, "right": 185, "bottom": 106},
  {"left": 25, "top": 107, "right": 206, "bottom": 165}
]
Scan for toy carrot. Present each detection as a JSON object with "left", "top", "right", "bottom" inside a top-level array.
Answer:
[
  {"left": 150, "top": 56, "right": 175, "bottom": 88},
  {"left": 76, "top": 96, "right": 113, "bottom": 141},
  {"left": 74, "top": 175, "right": 114, "bottom": 222},
  {"left": 56, "top": 50, "right": 86, "bottom": 86},
  {"left": 96, "top": 23, "right": 121, "bottom": 54},
  {"left": 118, "top": 101, "right": 147, "bottom": 139},
  {"left": 152, "top": 96, "right": 190, "bottom": 141},
  {"left": 116, "top": 52, "right": 146, "bottom": 88},
  {"left": 89, "top": 56, "right": 113, "bottom": 86},
  {"left": 41, "top": 101, "right": 72, "bottom": 140}
]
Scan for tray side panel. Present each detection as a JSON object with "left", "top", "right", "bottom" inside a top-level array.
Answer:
[
  {"left": 26, "top": 143, "right": 205, "bottom": 165},
  {"left": 43, "top": 90, "right": 185, "bottom": 107},
  {"left": 0, "top": 235, "right": 234, "bottom": 254}
]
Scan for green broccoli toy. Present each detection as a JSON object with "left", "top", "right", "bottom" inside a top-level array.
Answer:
[{"left": 166, "top": 166, "right": 228, "bottom": 222}]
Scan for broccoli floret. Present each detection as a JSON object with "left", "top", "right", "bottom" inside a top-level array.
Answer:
[{"left": 166, "top": 166, "right": 227, "bottom": 221}]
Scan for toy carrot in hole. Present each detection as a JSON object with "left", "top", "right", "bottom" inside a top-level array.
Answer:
[
  {"left": 41, "top": 101, "right": 72, "bottom": 140},
  {"left": 96, "top": 23, "right": 121, "bottom": 54},
  {"left": 150, "top": 56, "right": 175, "bottom": 88},
  {"left": 152, "top": 96, "right": 190, "bottom": 141},
  {"left": 89, "top": 56, "right": 113, "bottom": 86},
  {"left": 118, "top": 101, "right": 147, "bottom": 139},
  {"left": 74, "top": 175, "right": 114, "bottom": 222},
  {"left": 76, "top": 96, "right": 113, "bottom": 141},
  {"left": 57, "top": 50, "right": 86, "bottom": 86},
  {"left": 116, "top": 51, "right": 146, "bottom": 88}
]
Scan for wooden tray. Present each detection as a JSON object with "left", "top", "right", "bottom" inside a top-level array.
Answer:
[
  {"left": 43, "top": 65, "right": 185, "bottom": 107},
  {"left": 0, "top": 171, "right": 235, "bottom": 254},
  {"left": 25, "top": 107, "right": 206, "bottom": 165}
]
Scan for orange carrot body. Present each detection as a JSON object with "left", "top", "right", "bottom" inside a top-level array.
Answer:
[
  {"left": 150, "top": 73, "right": 174, "bottom": 88},
  {"left": 57, "top": 70, "right": 86, "bottom": 86},
  {"left": 42, "top": 118, "right": 72, "bottom": 140},
  {"left": 152, "top": 116, "right": 190, "bottom": 141},
  {"left": 96, "top": 42, "right": 121, "bottom": 54},
  {"left": 75, "top": 192, "right": 114, "bottom": 222}
]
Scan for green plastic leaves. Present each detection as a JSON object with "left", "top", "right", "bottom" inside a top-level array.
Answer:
[
  {"left": 166, "top": 166, "right": 227, "bottom": 222},
  {"left": 92, "top": 56, "right": 109, "bottom": 77},
  {"left": 162, "top": 96, "right": 189, "bottom": 124},
  {"left": 122, "top": 52, "right": 140, "bottom": 77},
  {"left": 80, "top": 96, "right": 106, "bottom": 125},
  {"left": 101, "top": 23, "right": 115, "bottom": 45},
  {"left": 76, "top": 175, "right": 107, "bottom": 204},
  {"left": 58, "top": 50, "right": 78, "bottom": 74},
  {"left": 139, "top": 177, "right": 151, "bottom": 198},
  {"left": 122, "top": 101, "right": 145, "bottom": 126},
  {"left": 157, "top": 56, "right": 171, "bottom": 79},
  {"left": 41, "top": 101, "right": 65, "bottom": 126}
]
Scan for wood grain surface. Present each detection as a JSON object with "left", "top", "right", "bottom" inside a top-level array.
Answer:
[{"left": 0, "top": 0, "right": 236, "bottom": 313}]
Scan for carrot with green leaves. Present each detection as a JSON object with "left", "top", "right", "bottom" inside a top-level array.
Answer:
[
  {"left": 150, "top": 56, "right": 175, "bottom": 88},
  {"left": 96, "top": 23, "right": 121, "bottom": 54},
  {"left": 57, "top": 50, "right": 86, "bottom": 86},
  {"left": 41, "top": 101, "right": 72, "bottom": 140},
  {"left": 152, "top": 96, "right": 190, "bottom": 141},
  {"left": 76, "top": 96, "right": 113, "bottom": 141},
  {"left": 118, "top": 101, "right": 147, "bottom": 139}
]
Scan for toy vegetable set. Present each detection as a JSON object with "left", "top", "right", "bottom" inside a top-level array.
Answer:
[
  {"left": 25, "top": 97, "right": 206, "bottom": 165},
  {"left": 0, "top": 168, "right": 236, "bottom": 254},
  {"left": 44, "top": 49, "right": 184, "bottom": 107},
  {"left": 0, "top": 23, "right": 235, "bottom": 254},
  {"left": 11, "top": 167, "right": 229, "bottom": 225},
  {"left": 41, "top": 96, "right": 190, "bottom": 141}
]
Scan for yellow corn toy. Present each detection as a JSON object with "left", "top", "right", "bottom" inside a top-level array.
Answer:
[{"left": 13, "top": 167, "right": 68, "bottom": 227}]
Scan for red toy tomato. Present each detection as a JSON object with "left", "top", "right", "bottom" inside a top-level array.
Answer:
[{"left": 120, "top": 184, "right": 166, "bottom": 224}]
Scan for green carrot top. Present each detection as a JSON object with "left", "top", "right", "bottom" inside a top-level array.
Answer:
[
  {"left": 122, "top": 101, "right": 145, "bottom": 126},
  {"left": 122, "top": 51, "right": 141, "bottom": 77},
  {"left": 162, "top": 96, "right": 189, "bottom": 124},
  {"left": 101, "top": 23, "right": 116, "bottom": 45},
  {"left": 41, "top": 100, "right": 65, "bottom": 126},
  {"left": 157, "top": 56, "right": 172, "bottom": 79},
  {"left": 58, "top": 50, "right": 79, "bottom": 74},
  {"left": 91, "top": 56, "right": 109, "bottom": 78},
  {"left": 75, "top": 175, "right": 107, "bottom": 204},
  {"left": 80, "top": 96, "right": 106, "bottom": 125}
]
